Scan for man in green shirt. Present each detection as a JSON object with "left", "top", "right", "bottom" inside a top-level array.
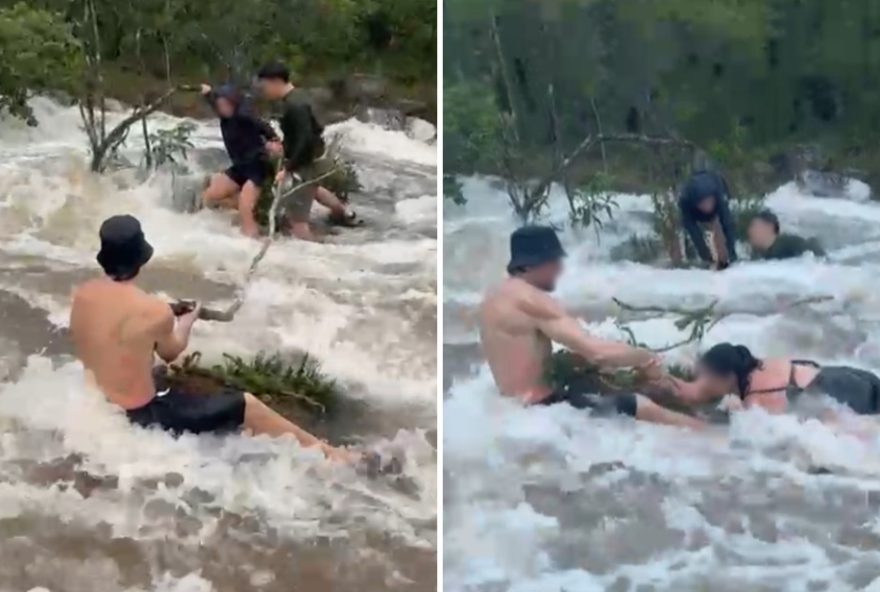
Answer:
[
  {"left": 256, "top": 62, "right": 356, "bottom": 241},
  {"left": 747, "top": 210, "right": 825, "bottom": 261}
]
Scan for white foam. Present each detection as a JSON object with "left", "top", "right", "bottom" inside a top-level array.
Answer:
[
  {"left": 444, "top": 174, "right": 880, "bottom": 589},
  {"left": 0, "top": 97, "right": 437, "bottom": 589}
]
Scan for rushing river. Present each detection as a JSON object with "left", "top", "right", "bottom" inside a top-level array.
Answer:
[
  {"left": 0, "top": 98, "right": 437, "bottom": 591},
  {"left": 444, "top": 176, "right": 880, "bottom": 592}
]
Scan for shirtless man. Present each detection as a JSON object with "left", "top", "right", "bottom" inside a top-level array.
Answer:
[
  {"left": 479, "top": 225, "right": 703, "bottom": 428},
  {"left": 70, "top": 214, "right": 351, "bottom": 460}
]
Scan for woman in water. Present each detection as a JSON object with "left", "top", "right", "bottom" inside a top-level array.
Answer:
[{"left": 672, "top": 343, "right": 880, "bottom": 416}]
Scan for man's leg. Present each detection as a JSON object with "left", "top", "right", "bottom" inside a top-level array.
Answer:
[
  {"left": 242, "top": 393, "right": 354, "bottom": 461},
  {"left": 238, "top": 180, "right": 261, "bottom": 238},
  {"left": 285, "top": 186, "right": 320, "bottom": 242},
  {"left": 314, "top": 185, "right": 350, "bottom": 219},
  {"left": 634, "top": 394, "right": 705, "bottom": 429},
  {"left": 202, "top": 172, "right": 240, "bottom": 208}
]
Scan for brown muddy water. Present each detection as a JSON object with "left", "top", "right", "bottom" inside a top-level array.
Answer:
[{"left": 0, "top": 98, "right": 437, "bottom": 592}]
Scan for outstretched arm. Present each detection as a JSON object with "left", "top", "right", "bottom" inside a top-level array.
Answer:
[
  {"left": 680, "top": 203, "right": 713, "bottom": 262},
  {"left": 716, "top": 196, "right": 738, "bottom": 262},
  {"left": 529, "top": 293, "right": 655, "bottom": 368},
  {"left": 155, "top": 303, "right": 200, "bottom": 363}
]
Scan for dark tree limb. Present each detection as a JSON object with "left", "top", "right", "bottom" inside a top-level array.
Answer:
[
  {"left": 526, "top": 132, "right": 697, "bottom": 210},
  {"left": 88, "top": 85, "right": 198, "bottom": 172},
  {"left": 613, "top": 295, "right": 835, "bottom": 353}
]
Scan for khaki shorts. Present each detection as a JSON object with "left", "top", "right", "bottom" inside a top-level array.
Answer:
[{"left": 280, "top": 155, "right": 338, "bottom": 222}]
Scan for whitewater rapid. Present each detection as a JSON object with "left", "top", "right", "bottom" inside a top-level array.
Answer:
[
  {"left": 0, "top": 97, "right": 437, "bottom": 592},
  {"left": 444, "top": 177, "right": 880, "bottom": 592}
]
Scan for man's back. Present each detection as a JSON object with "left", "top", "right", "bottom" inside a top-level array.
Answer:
[
  {"left": 70, "top": 279, "right": 169, "bottom": 410},
  {"left": 760, "top": 233, "right": 825, "bottom": 260},
  {"left": 479, "top": 279, "right": 553, "bottom": 402},
  {"left": 280, "top": 88, "right": 325, "bottom": 167}
]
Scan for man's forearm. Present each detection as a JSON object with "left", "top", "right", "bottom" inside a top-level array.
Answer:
[
  {"left": 166, "top": 320, "right": 195, "bottom": 359},
  {"left": 585, "top": 340, "right": 654, "bottom": 368},
  {"left": 684, "top": 220, "right": 713, "bottom": 262}
]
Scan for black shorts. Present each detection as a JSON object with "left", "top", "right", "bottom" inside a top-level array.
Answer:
[
  {"left": 811, "top": 366, "right": 880, "bottom": 415},
  {"left": 126, "top": 388, "right": 246, "bottom": 435},
  {"left": 224, "top": 160, "right": 270, "bottom": 188},
  {"left": 539, "top": 389, "right": 638, "bottom": 418}
]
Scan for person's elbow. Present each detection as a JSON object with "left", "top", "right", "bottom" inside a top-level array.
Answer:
[
  {"left": 156, "top": 349, "right": 181, "bottom": 364},
  {"left": 156, "top": 341, "right": 186, "bottom": 364}
]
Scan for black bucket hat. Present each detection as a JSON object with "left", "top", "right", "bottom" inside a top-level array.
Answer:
[
  {"left": 507, "top": 225, "right": 567, "bottom": 273},
  {"left": 96, "top": 215, "right": 154, "bottom": 281}
]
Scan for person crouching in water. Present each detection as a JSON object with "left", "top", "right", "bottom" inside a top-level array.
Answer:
[
  {"left": 69, "top": 215, "right": 353, "bottom": 461},
  {"left": 670, "top": 343, "right": 880, "bottom": 417},
  {"left": 255, "top": 63, "right": 357, "bottom": 242},
  {"left": 479, "top": 225, "right": 704, "bottom": 428},
  {"left": 679, "top": 170, "right": 738, "bottom": 270},
  {"left": 747, "top": 209, "right": 826, "bottom": 261},
  {"left": 200, "top": 84, "right": 282, "bottom": 238}
]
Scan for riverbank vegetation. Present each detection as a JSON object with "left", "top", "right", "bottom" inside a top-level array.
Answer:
[
  {"left": 445, "top": 0, "right": 880, "bottom": 263},
  {"left": 1, "top": 0, "right": 436, "bottom": 171}
]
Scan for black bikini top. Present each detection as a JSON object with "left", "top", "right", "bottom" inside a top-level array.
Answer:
[{"left": 743, "top": 359, "right": 820, "bottom": 401}]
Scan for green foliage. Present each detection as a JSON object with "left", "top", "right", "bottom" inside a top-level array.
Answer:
[
  {"left": 146, "top": 121, "right": 196, "bottom": 169},
  {"left": 567, "top": 173, "right": 617, "bottom": 234},
  {"left": 169, "top": 351, "right": 341, "bottom": 415},
  {"left": 0, "top": 3, "right": 83, "bottom": 123},
  {"left": 443, "top": 174, "right": 466, "bottom": 205},
  {"left": 609, "top": 235, "right": 665, "bottom": 264},
  {"left": 253, "top": 155, "right": 361, "bottom": 228},
  {"left": 445, "top": 0, "right": 880, "bottom": 194},
  {"left": 444, "top": 80, "right": 503, "bottom": 174},
  {"left": 0, "top": 0, "right": 435, "bottom": 125}
]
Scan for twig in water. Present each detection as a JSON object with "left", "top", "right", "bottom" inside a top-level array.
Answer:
[{"left": 188, "top": 165, "right": 340, "bottom": 322}]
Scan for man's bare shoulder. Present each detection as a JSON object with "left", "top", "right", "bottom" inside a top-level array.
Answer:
[
  {"left": 505, "top": 279, "right": 565, "bottom": 321},
  {"left": 72, "top": 279, "right": 168, "bottom": 319},
  {"left": 481, "top": 278, "right": 565, "bottom": 324}
]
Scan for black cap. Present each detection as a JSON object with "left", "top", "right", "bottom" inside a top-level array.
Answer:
[
  {"left": 96, "top": 215, "right": 154, "bottom": 281},
  {"left": 507, "top": 225, "right": 566, "bottom": 274}
]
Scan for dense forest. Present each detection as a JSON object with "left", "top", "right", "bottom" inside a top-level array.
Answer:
[
  {"left": 445, "top": 0, "right": 880, "bottom": 226},
  {"left": 1, "top": 0, "right": 436, "bottom": 123}
]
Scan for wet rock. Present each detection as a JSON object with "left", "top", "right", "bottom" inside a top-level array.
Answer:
[
  {"left": 406, "top": 117, "right": 436, "bottom": 143},
  {"left": 170, "top": 172, "right": 209, "bottom": 213},
  {"left": 356, "top": 106, "right": 407, "bottom": 131},
  {"left": 190, "top": 146, "right": 230, "bottom": 171},
  {"left": 334, "top": 74, "right": 388, "bottom": 103},
  {"left": 797, "top": 169, "right": 850, "bottom": 198}
]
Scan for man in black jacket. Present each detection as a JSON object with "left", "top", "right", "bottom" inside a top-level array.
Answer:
[
  {"left": 747, "top": 210, "right": 826, "bottom": 261},
  {"left": 256, "top": 63, "right": 355, "bottom": 241},
  {"left": 200, "top": 84, "right": 282, "bottom": 238},
  {"left": 678, "top": 170, "right": 738, "bottom": 269}
]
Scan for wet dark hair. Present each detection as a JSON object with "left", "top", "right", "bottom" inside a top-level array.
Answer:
[
  {"left": 751, "top": 209, "right": 780, "bottom": 234},
  {"left": 256, "top": 62, "right": 290, "bottom": 83},
  {"left": 700, "top": 343, "right": 763, "bottom": 397}
]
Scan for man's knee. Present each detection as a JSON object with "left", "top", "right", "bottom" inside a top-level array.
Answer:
[
  {"left": 203, "top": 174, "right": 229, "bottom": 203},
  {"left": 289, "top": 221, "right": 313, "bottom": 240}
]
